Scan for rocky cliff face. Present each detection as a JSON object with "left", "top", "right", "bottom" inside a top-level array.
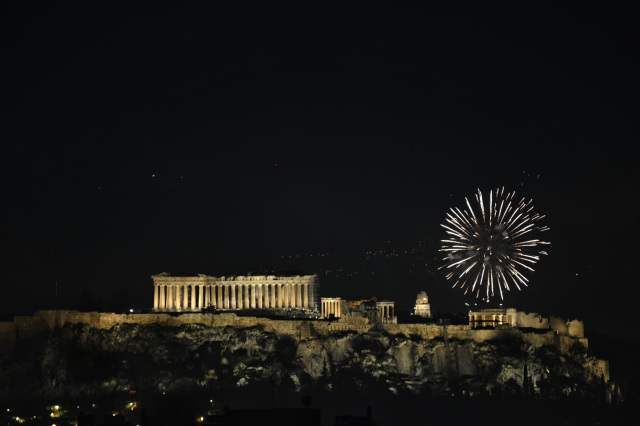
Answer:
[{"left": 0, "top": 321, "right": 612, "bottom": 403}]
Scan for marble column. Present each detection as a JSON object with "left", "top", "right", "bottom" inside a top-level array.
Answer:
[
  {"left": 166, "top": 285, "right": 172, "bottom": 310},
  {"left": 264, "top": 284, "right": 270, "bottom": 308},
  {"left": 153, "top": 286, "right": 159, "bottom": 309},
  {"left": 158, "top": 285, "right": 165, "bottom": 310},
  {"left": 292, "top": 285, "right": 297, "bottom": 308},
  {"left": 218, "top": 285, "right": 223, "bottom": 309},
  {"left": 231, "top": 284, "right": 236, "bottom": 309},
  {"left": 237, "top": 285, "right": 243, "bottom": 309},
  {"left": 244, "top": 285, "right": 249, "bottom": 309},
  {"left": 269, "top": 284, "right": 275, "bottom": 308},
  {"left": 281, "top": 284, "right": 287, "bottom": 308},
  {"left": 203, "top": 285, "right": 207, "bottom": 309},
  {"left": 257, "top": 285, "right": 262, "bottom": 309},
  {"left": 251, "top": 284, "right": 257, "bottom": 309},
  {"left": 191, "top": 285, "right": 196, "bottom": 310},
  {"left": 303, "top": 284, "right": 308, "bottom": 308}
]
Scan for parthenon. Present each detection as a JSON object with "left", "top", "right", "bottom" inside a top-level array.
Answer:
[{"left": 152, "top": 273, "right": 319, "bottom": 312}]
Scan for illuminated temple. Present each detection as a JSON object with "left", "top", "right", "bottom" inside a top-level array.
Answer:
[{"left": 152, "top": 273, "right": 319, "bottom": 312}]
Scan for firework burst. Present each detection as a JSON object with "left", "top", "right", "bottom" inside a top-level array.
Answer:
[{"left": 439, "top": 187, "right": 550, "bottom": 300}]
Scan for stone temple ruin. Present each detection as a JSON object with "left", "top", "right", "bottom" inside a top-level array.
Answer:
[
  {"left": 320, "top": 297, "right": 397, "bottom": 324},
  {"left": 469, "top": 308, "right": 586, "bottom": 341},
  {"left": 152, "top": 273, "right": 319, "bottom": 313}
]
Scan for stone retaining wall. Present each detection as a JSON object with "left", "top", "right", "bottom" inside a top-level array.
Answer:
[{"left": 0, "top": 310, "right": 588, "bottom": 355}]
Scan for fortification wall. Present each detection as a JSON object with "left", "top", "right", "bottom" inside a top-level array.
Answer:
[
  {"left": 567, "top": 320, "right": 585, "bottom": 338},
  {"left": 550, "top": 317, "right": 585, "bottom": 338},
  {"left": 516, "top": 311, "right": 549, "bottom": 329},
  {"left": 0, "top": 310, "right": 590, "bottom": 356}
]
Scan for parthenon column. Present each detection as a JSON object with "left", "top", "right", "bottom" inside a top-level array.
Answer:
[
  {"left": 230, "top": 284, "right": 236, "bottom": 309},
  {"left": 166, "top": 286, "right": 171, "bottom": 310},
  {"left": 282, "top": 284, "right": 287, "bottom": 308},
  {"left": 296, "top": 284, "right": 302, "bottom": 308},
  {"left": 289, "top": 284, "right": 295, "bottom": 308},
  {"left": 218, "top": 285, "right": 223, "bottom": 308},
  {"left": 264, "top": 284, "right": 270, "bottom": 308},
  {"left": 251, "top": 284, "right": 258, "bottom": 309},
  {"left": 289, "top": 284, "right": 296, "bottom": 308},
  {"left": 291, "top": 284, "right": 296, "bottom": 308},
  {"left": 270, "top": 284, "right": 276, "bottom": 308},
  {"left": 289, "top": 285, "right": 295, "bottom": 308},
  {"left": 159, "top": 285, "right": 165, "bottom": 310},
  {"left": 191, "top": 285, "right": 196, "bottom": 310},
  {"left": 257, "top": 285, "right": 263, "bottom": 309},
  {"left": 303, "top": 284, "right": 308, "bottom": 308},
  {"left": 282, "top": 284, "right": 288, "bottom": 308},
  {"left": 244, "top": 285, "right": 249, "bottom": 308},
  {"left": 153, "top": 286, "right": 159, "bottom": 309}
]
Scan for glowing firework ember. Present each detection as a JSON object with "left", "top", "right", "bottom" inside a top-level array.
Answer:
[{"left": 439, "top": 187, "right": 550, "bottom": 300}]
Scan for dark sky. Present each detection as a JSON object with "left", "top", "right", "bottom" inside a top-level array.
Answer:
[{"left": 2, "top": 2, "right": 639, "bottom": 338}]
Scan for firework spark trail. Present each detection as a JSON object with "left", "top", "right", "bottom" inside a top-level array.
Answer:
[{"left": 439, "top": 187, "right": 550, "bottom": 301}]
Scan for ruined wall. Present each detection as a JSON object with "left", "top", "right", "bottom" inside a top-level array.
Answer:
[
  {"left": 567, "top": 319, "right": 585, "bottom": 338},
  {"left": 550, "top": 317, "right": 585, "bottom": 338},
  {"left": 0, "top": 310, "right": 590, "bottom": 356},
  {"left": 516, "top": 311, "right": 549, "bottom": 329}
]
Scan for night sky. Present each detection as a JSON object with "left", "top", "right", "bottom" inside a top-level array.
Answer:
[{"left": 2, "top": 2, "right": 639, "bottom": 338}]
